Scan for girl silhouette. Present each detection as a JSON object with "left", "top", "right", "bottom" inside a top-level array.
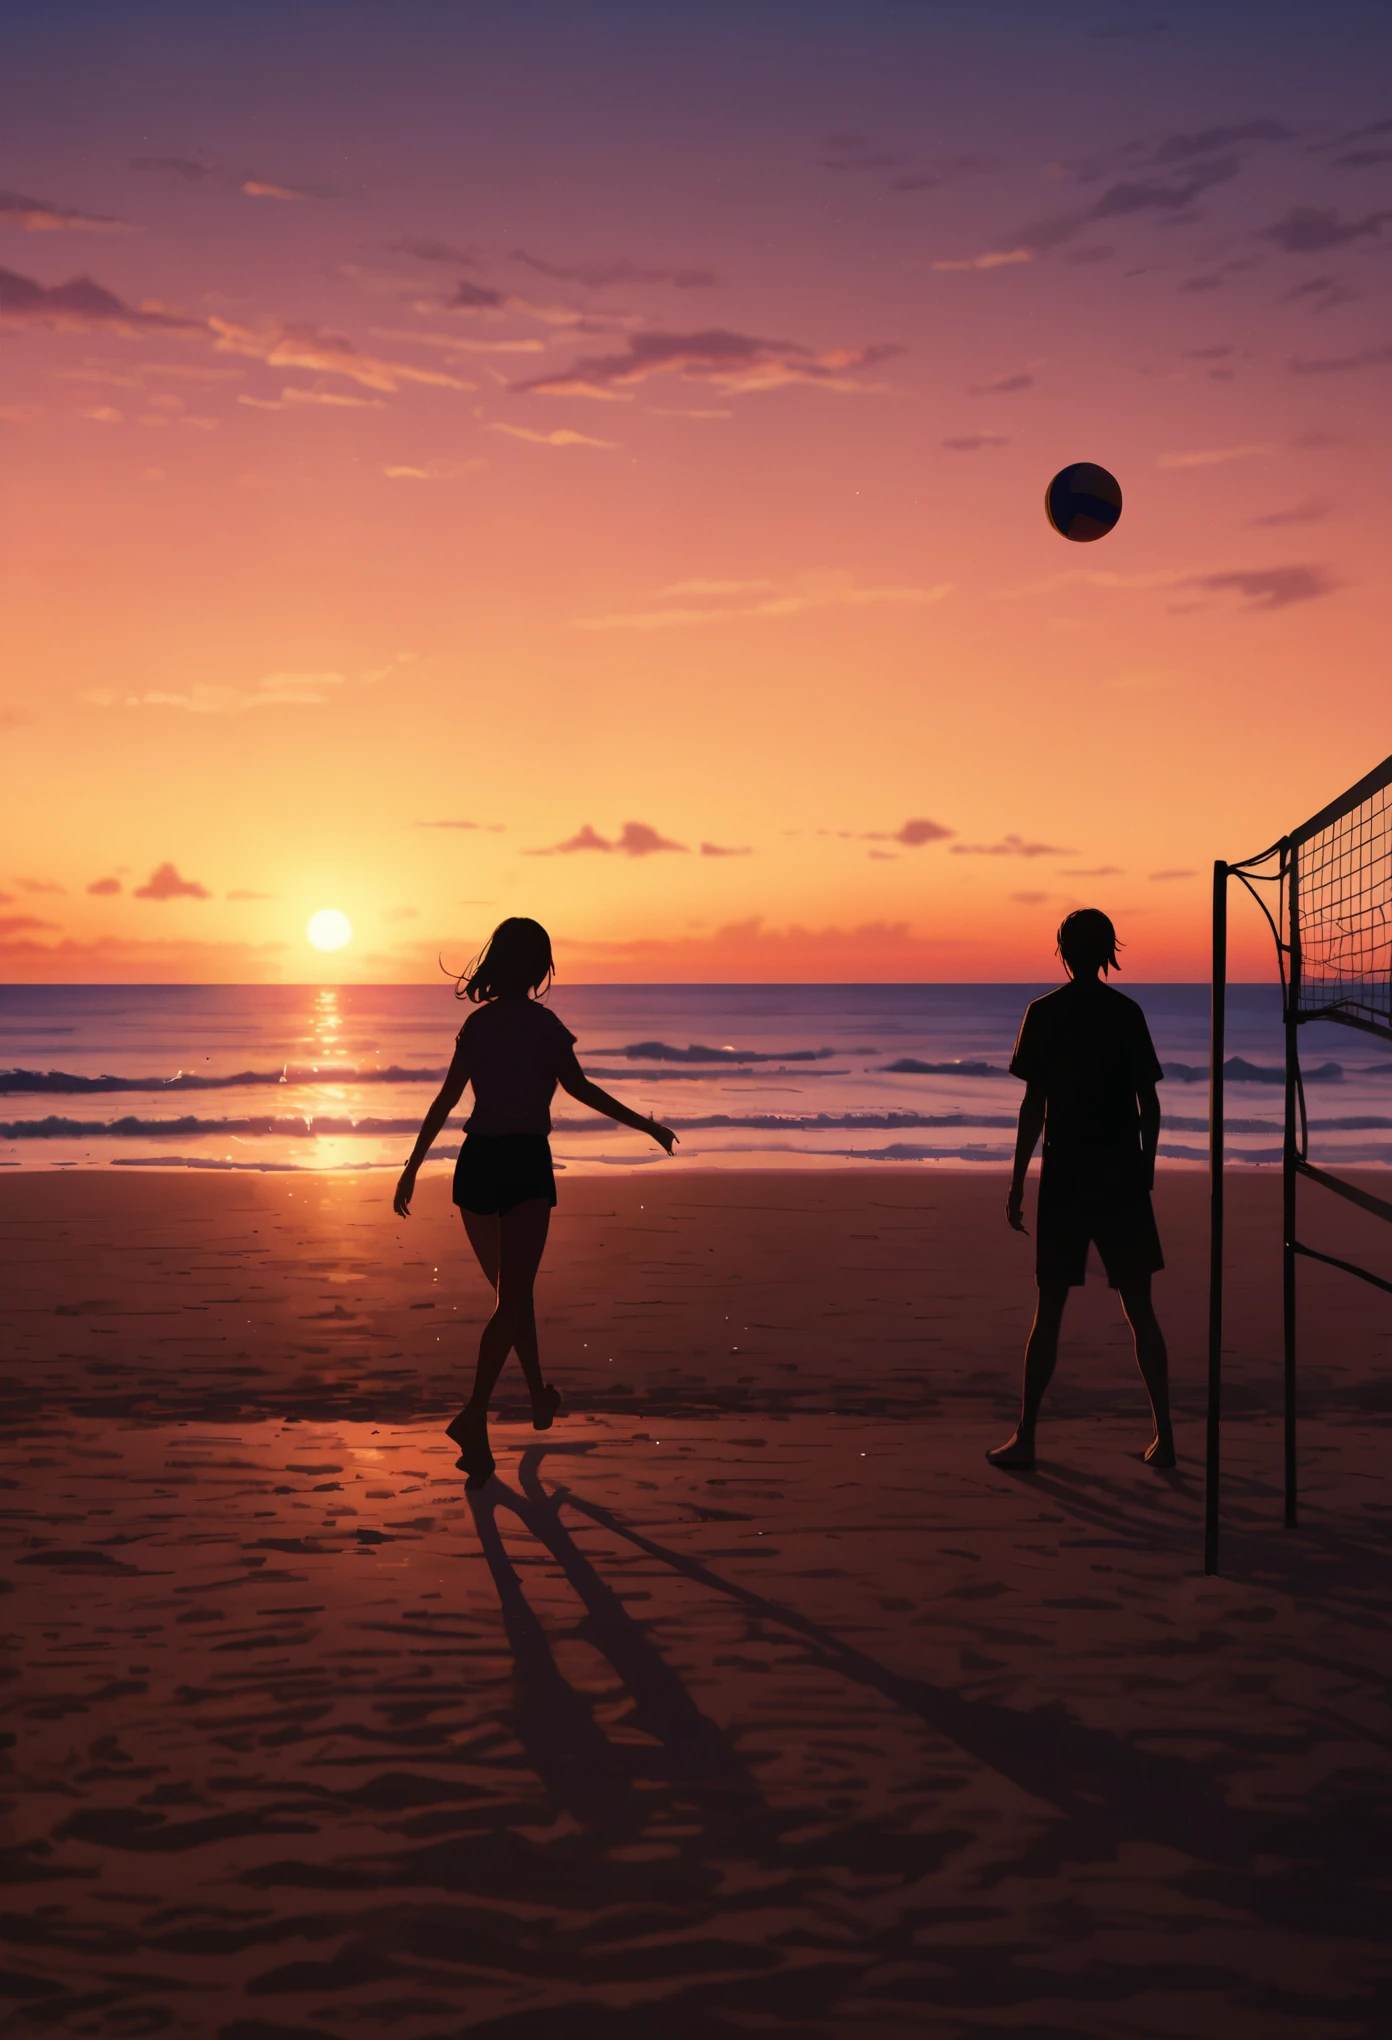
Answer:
[{"left": 393, "top": 917, "right": 677, "bottom": 1478}]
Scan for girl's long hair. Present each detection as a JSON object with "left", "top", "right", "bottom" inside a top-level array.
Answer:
[{"left": 447, "top": 917, "right": 555, "bottom": 1004}]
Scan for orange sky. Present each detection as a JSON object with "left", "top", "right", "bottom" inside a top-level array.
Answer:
[{"left": 2, "top": 3, "right": 1389, "bottom": 984}]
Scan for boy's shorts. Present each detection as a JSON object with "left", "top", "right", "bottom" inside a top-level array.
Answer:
[{"left": 1036, "top": 1172, "right": 1163, "bottom": 1290}]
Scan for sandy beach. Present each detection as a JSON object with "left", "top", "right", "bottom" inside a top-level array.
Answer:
[{"left": 3, "top": 1167, "right": 1390, "bottom": 2037}]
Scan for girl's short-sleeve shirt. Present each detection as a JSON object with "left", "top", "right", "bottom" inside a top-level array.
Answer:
[{"left": 459, "top": 997, "right": 577, "bottom": 1136}]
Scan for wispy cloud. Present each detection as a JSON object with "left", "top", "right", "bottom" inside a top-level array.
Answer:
[
  {"left": 528, "top": 821, "right": 689, "bottom": 857},
  {"left": 382, "top": 906, "right": 419, "bottom": 923},
  {"left": 700, "top": 841, "right": 752, "bottom": 857},
  {"left": 414, "top": 819, "right": 479, "bottom": 830},
  {"left": 932, "top": 249, "right": 1032, "bottom": 272},
  {"left": 1291, "top": 343, "right": 1392, "bottom": 375},
  {"left": 573, "top": 569, "right": 952, "bottom": 631},
  {"left": 488, "top": 422, "right": 617, "bottom": 448},
  {"left": 511, "top": 248, "right": 717, "bottom": 289},
  {"left": 951, "top": 834, "right": 1071, "bottom": 859},
  {"left": 968, "top": 370, "right": 1034, "bottom": 395},
  {"left": 86, "top": 671, "right": 347, "bottom": 714},
  {"left": 227, "top": 889, "right": 273, "bottom": 901},
  {"left": 1150, "top": 868, "right": 1198, "bottom": 880},
  {"left": 237, "top": 387, "right": 386, "bottom": 411},
  {"left": 515, "top": 328, "right": 901, "bottom": 399},
  {"left": 1259, "top": 205, "right": 1392, "bottom": 253},
  {"left": 129, "top": 155, "right": 318, "bottom": 202},
  {"left": 381, "top": 459, "right": 483, "bottom": 480},
  {"left": 942, "top": 434, "right": 1007, "bottom": 451},
  {"left": 133, "top": 862, "right": 210, "bottom": 901},
  {"left": 0, "top": 189, "right": 132, "bottom": 234},
  {"left": 1060, "top": 865, "right": 1123, "bottom": 877},
  {"left": 1157, "top": 442, "right": 1277, "bottom": 467},
  {"left": 210, "top": 318, "right": 475, "bottom": 393},
  {"left": 1009, "top": 890, "right": 1049, "bottom": 906},
  {"left": 1183, "top": 565, "right": 1340, "bottom": 610},
  {"left": 0, "top": 264, "right": 199, "bottom": 332},
  {"left": 0, "top": 914, "right": 59, "bottom": 937},
  {"left": 86, "top": 876, "right": 122, "bottom": 896}
]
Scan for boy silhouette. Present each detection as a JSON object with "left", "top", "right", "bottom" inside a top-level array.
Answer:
[{"left": 988, "top": 908, "right": 1175, "bottom": 1471}]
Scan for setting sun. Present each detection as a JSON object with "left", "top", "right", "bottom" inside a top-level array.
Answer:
[{"left": 306, "top": 909, "right": 353, "bottom": 953}]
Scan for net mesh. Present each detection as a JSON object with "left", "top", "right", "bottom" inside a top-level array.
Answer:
[{"left": 1294, "top": 766, "right": 1392, "bottom": 1039}]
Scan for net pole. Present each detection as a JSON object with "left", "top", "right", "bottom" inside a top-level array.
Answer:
[
  {"left": 1283, "top": 838, "right": 1300, "bottom": 1530},
  {"left": 1205, "top": 859, "right": 1227, "bottom": 1576}
]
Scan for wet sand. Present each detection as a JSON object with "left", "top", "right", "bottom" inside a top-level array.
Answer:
[{"left": 2, "top": 1169, "right": 1390, "bottom": 2037}]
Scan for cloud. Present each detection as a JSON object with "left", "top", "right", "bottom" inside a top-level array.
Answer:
[
  {"left": 528, "top": 821, "right": 689, "bottom": 857},
  {"left": 573, "top": 569, "right": 951, "bottom": 631},
  {"left": 95, "top": 670, "right": 347, "bottom": 714},
  {"left": 1148, "top": 121, "right": 1292, "bottom": 165},
  {"left": 1009, "top": 891, "right": 1049, "bottom": 906},
  {"left": 1246, "top": 497, "right": 1330, "bottom": 527},
  {"left": 1015, "top": 154, "right": 1243, "bottom": 252},
  {"left": 382, "top": 459, "right": 482, "bottom": 480},
  {"left": 414, "top": 819, "right": 478, "bottom": 830},
  {"left": 129, "top": 155, "right": 316, "bottom": 201},
  {"left": 514, "top": 327, "right": 901, "bottom": 399},
  {"left": 1259, "top": 206, "right": 1392, "bottom": 253},
  {"left": 370, "top": 326, "right": 546, "bottom": 356},
  {"left": 968, "top": 371, "right": 1033, "bottom": 395},
  {"left": 932, "top": 248, "right": 1033, "bottom": 272},
  {"left": 86, "top": 876, "right": 122, "bottom": 896},
  {"left": 942, "top": 434, "right": 1007, "bottom": 451},
  {"left": 17, "top": 877, "right": 66, "bottom": 894},
  {"left": 700, "top": 841, "right": 752, "bottom": 857},
  {"left": 0, "top": 914, "right": 59, "bottom": 936},
  {"left": 868, "top": 850, "right": 897, "bottom": 862},
  {"left": 209, "top": 317, "right": 475, "bottom": 393},
  {"left": 1157, "top": 443, "right": 1277, "bottom": 468},
  {"left": 237, "top": 386, "right": 386, "bottom": 411},
  {"left": 1150, "top": 868, "right": 1198, "bottom": 880},
  {"left": 951, "top": 835, "right": 1071, "bottom": 859},
  {"left": 0, "top": 265, "right": 199, "bottom": 332},
  {"left": 382, "top": 906, "right": 419, "bottom": 923},
  {"left": 1182, "top": 565, "right": 1341, "bottom": 610},
  {"left": 1059, "top": 865, "right": 1122, "bottom": 877},
  {"left": 0, "top": 189, "right": 132, "bottom": 234},
  {"left": 856, "top": 818, "right": 955, "bottom": 848},
  {"left": 488, "top": 422, "right": 617, "bottom": 448},
  {"left": 133, "top": 863, "right": 210, "bottom": 901},
  {"left": 1291, "top": 343, "right": 1392, "bottom": 375},
  {"left": 391, "top": 238, "right": 477, "bottom": 265},
  {"left": 511, "top": 248, "right": 717, "bottom": 290},
  {"left": 227, "top": 889, "right": 273, "bottom": 901}
]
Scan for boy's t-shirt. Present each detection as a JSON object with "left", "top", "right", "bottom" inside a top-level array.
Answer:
[
  {"left": 1010, "top": 980, "right": 1163, "bottom": 1184},
  {"left": 458, "top": 997, "right": 577, "bottom": 1136}
]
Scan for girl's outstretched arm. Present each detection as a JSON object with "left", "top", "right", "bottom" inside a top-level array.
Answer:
[
  {"left": 394, "top": 1038, "right": 471, "bottom": 1217},
  {"left": 557, "top": 1050, "right": 678, "bottom": 1154}
]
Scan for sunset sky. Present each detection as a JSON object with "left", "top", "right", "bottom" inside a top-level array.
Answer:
[{"left": 3, "top": 0, "right": 1390, "bottom": 984}]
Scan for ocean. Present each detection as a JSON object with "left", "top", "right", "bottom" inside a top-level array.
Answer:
[{"left": 2, "top": 981, "right": 1391, "bottom": 1176}]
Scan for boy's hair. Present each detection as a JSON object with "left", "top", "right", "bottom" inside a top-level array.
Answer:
[
  {"left": 1057, "top": 907, "right": 1122, "bottom": 976},
  {"left": 454, "top": 917, "right": 555, "bottom": 1003}
]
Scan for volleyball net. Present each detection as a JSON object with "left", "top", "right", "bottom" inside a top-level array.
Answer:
[{"left": 1206, "top": 752, "right": 1392, "bottom": 1575}]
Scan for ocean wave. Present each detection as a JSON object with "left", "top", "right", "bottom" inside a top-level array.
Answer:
[
  {"left": 0, "top": 1063, "right": 446, "bottom": 1095},
  {"left": 591, "top": 1040, "right": 853, "bottom": 1064}
]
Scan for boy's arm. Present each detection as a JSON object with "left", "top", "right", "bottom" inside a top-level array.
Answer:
[
  {"left": 1006, "top": 1082, "right": 1047, "bottom": 1231},
  {"left": 1137, "top": 1080, "right": 1161, "bottom": 1190}
]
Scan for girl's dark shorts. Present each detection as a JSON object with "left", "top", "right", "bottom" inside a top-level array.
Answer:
[
  {"left": 1036, "top": 1170, "right": 1163, "bottom": 1290},
  {"left": 452, "top": 1134, "right": 556, "bottom": 1216}
]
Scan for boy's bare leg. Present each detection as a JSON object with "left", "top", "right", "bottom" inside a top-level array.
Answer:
[
  {"left": 987, "top": 1281, "right": 1070, "bottom": 1468},
  {"left": 1118, "top": 1275, "right": 1175, "bottom": 1466}
]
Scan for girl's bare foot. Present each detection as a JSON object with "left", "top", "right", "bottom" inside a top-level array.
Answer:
[
  {"left": 986, "top": 1432, "right": 1036, "bottom": 1470},
  {"left": 446, "top": 1405, "right": 495, "bottom": 1479},
  {"left": 532, "top": 1382, "right": 562, "bottom": 1432},
  {"left": 1144, "top": 1435, "right": 1176, "bottom": 1468}
]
